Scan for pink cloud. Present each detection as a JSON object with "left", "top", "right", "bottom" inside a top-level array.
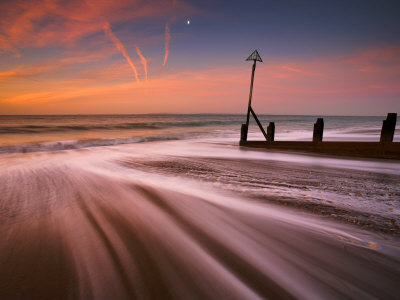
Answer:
[
  {"left": 0, "top": 48, "right": 115, "bottom": 82},
  {"left": 135, "top": 46, "right": 148, "bottom": 81},
  {"left": 158, "top": 23, "right": 171, "bottom": 78},
  {"left": 103, "top": 22, "right": 139, "bottom": 82},
  {"left": 345, "top": 46, "right": 400, "bottom": 74},
  {"left": 280, "top": 65, "right": 323, "bottom": 77},
  {"left": 0, "top": 0, "right": 194, "bottom": 55}
]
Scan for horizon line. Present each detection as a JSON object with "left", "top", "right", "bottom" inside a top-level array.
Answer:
[{"left": 0, "top": 113, "right": 394, "bottom": 117}]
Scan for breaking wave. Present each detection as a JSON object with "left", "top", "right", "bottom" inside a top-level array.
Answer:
[
  {"left": 0, "top": 136, "right": 183, "bottom": 154},
  {"left": 0, "top": 120, "right": 241, "bottom": 134}
]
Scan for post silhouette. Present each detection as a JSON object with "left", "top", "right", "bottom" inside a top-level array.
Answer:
[
  {"left": 267, "top": 122, "right": 275, "bottom": 142},
  {"left": 241, "top": 50, "right": 264, "bottom": 142},
  {"left": 380, "top": 113, "right": 397, "bottom": 143},
  {"left": 313, "top": 118, "right": 324, "bottom": 142},
  {"left": 246, "top": 59, "right": 256, "bottom": 128}
]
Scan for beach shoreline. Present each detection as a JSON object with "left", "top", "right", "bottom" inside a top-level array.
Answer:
[{"left": 1, "top": 131, "right": 399, "bottom": 299}]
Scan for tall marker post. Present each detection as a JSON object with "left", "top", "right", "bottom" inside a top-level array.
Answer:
[{"left": 241, "top": 49, "right": 267, "bottom": 142}]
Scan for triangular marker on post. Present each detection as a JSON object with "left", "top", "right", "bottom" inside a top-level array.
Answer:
[
  {"left": 241, "top": 49, "right": 267, "bottom": 142},
  {"left": 246, "top": 49, "right": 263, "bottom": 62}
]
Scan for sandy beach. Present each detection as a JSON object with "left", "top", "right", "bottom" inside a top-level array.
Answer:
[{"left": 1, "top": 139, "right": 399, "bottom": 299}]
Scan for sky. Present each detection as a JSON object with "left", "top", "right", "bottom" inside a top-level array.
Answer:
[{"left": 0, "top": 0, "right": 400, "bottom": 115}]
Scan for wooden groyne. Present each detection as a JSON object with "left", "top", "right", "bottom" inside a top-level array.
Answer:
[
  {"left": 240, "top": 113, "right": 400, "bottom": 159},
  {"left": 240, "top": 50, "right": 399, "bottom": 159}
]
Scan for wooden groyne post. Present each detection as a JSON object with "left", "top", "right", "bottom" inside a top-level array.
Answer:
[
  {"left": 267, "top": 122, "right": 275, "bottom": 142},
  {"left": 313, "top": 118, "right": 324, "bottom": 142},
  {"left": 380, "top": 113, "right": 397, "bottom": 143}
]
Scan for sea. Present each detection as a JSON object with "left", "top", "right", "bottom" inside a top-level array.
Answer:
[
  {"left": 1, "top": 114, "right": 399, "bottom": 299},
  {"left": 0, "top": 114, "right": 399, "bottom": 153}
]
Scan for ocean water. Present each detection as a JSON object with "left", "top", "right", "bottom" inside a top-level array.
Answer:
[
  {"left": 1, "top": 114, "right": 399, "bottom": 299},
  {"left": 0, "top": 114, "right": 399, "bottom": 153}
]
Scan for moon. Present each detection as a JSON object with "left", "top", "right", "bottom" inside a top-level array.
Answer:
[{"left": 187, "top": 20, "right": 190, "bottom": 25}]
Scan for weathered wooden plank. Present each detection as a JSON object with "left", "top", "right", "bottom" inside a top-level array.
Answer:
[{"left": 239, "top": 141, "right": 400, "bottom": 159}]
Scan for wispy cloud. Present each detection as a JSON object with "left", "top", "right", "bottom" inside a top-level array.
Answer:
[
  {"left": 103, "top": 22, "right": 139, "bottom": 82},
  {"left": 0, "top": 63, "right": 62, "bottom": 82},
  {"left": 345, "top": 45, "right": 400, "bottom": 74},
  {"left": 0, "top": 0, "right": 188, "bottom": 55},
  {"left": 0, "top": 50, "right": 113, "bottom": 83},
  {"left": 280, "top": 65, "right": 323, "bottom": 77},
  {"left": 158, "top": 23, "right": 170, "bottom": 78},
  {"left": 0, "top": 70, "right": 38, "bottom": 82},
  {"left": 135, "top": 46, "right": 148, "bottom": 81}
]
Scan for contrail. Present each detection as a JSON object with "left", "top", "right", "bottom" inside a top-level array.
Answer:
[
  {"left": 158, "top": 23, "right": 170, "bottom": 78},
  {"left": 103, "top": 22, "right": 139, "bottom": 83},
  {"left": 135, "top": 45, "right": 148, "bottom": 81}
]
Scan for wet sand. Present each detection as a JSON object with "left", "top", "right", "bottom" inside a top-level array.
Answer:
[
  {"left": 1, "top": 144, "right": 400, "bottom": 299},
  {"left": 122, "top": 155, "right": 400, "bottom": 234}
]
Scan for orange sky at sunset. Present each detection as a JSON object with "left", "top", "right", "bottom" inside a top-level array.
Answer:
[{"left": 1, "top": 0, "right": 399, "bottom": 115}]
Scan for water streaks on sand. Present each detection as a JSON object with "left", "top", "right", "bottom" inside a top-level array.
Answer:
[
  {"left": 1, "top": 147, "right": 400, "bottom": 299},
  {"left": 122, "top": 156, "right": 400, "bottom": 233}
]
